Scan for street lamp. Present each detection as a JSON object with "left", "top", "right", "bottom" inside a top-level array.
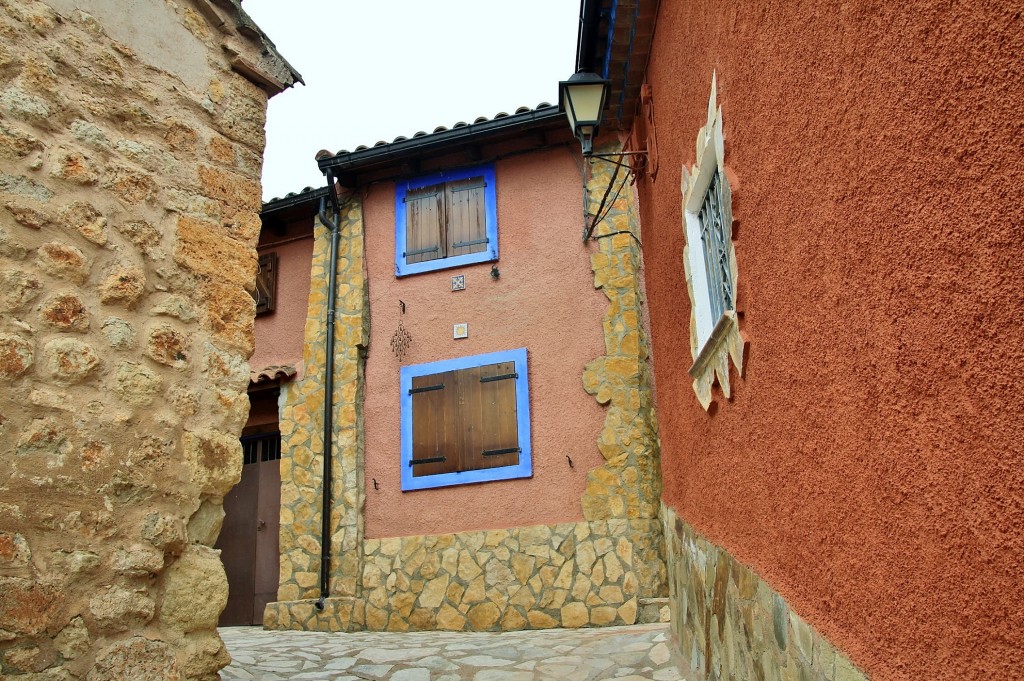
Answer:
[{"left": 558, "top": 71, "right": 610, "bottom": 157}]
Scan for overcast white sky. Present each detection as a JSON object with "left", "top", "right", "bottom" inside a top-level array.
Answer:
[{"left": 244, "top": 1, "right": 580, "bottom": 201}]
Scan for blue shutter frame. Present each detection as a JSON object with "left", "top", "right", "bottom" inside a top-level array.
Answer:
[
  {"left": 400, "top": 347, "right": 531, "bottom": 491},
  {"left": 395, "top": 164, "right": 498, "bottom": 277}
]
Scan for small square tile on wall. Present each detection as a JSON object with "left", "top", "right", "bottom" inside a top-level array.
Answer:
[
  {"left": 451, "top": 275, "right": 465, "bottom": 291},
  {"left": 453, "top": 323, "right": 468, "bottom": 339}
]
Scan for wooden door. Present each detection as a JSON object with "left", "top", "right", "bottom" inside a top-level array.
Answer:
[{"left": 216, "top": 430, "right": 281, "bottom": 626}]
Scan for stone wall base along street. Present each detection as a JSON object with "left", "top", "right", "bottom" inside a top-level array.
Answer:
[
  {"left": 265, "top": 518, "right": 666, "bottom": 632},
  {"left": 661, "top": 504, "right": 868, "bottom": 681}
]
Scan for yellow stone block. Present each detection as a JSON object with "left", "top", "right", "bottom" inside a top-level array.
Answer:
[
  {"left": 526, "top": 610, "right": 558, "bottom": 629},
  {"left": 436, "top": 604, "right": 466, "bottom": 631},
  {"left": 467, "top": 602, "right": 500, "bottom": 630},
  {"left": 617, "top": 597, "right": 638, "bottom": 624},
  {"left": 590, "top": 606, "right": 617, "bottom": 625},
  {"left": 560, "top": 602, "right": 589, "bottom": 628},
  {"left": 500, "top": 607, "right": 527, "bottom": 631}
]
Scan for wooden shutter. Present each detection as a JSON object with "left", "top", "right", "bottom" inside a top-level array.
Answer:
[
  {"left": 464, "top": 361, "right": 519, "bottom": 472},
  {"left": 404, "top": 183, "right": 445, "bottom": 265},
  {"left": 254, "top": 252, "right": 277, "bottom": 315},
  {"left": 445, "top": 176, "right": 488, "bottom": 257},
  {"left": 411, "top": 361, "right": 519, "bottom": 479},
  {"left": 410, "top": 371, "right": 459, "bottom": 477}
]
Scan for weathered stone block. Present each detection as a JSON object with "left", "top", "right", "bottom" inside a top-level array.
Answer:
[
  {"left": 159, "top": 545, "right": 228, "bottom": 634},
  {"left": 36, "top": 241, "right": 89, "bottom": 283},
  {"left": 0, "top": 333, "right": 33, "bottom": 379},
  {"left": 89, "top": 585, "right": 155, "bottom": 632},
  {"left": 89, "top": 637, "right": 182, "bottom": 681},
  {"left": 43, "top": 337, "right": 99, "bottom": 384},
  {"left": 182, "top": 429, "right": 242, "bottom": 496},
  {"left": 41, "top": 294, "right": 89, "bottom": 331},
  {"left": 99, "top": 264, "right": 146, "bottom": 307},
  {"left": 145, "top": 323, "right": 190, "bottom": 369},
  {"left": 173, "top": 214, "right": 256, "bottom": 286}
]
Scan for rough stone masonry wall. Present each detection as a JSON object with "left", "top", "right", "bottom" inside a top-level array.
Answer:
[
  {"left": 272, "top": 201, "right": 369, "bottom": 608},
  {"left": 662, "top": 505, "right": 867, "bottom": 681},
  {"left": 0, "top": 2, "right": 285, "bottom": 679},
  {"left": 266, "top": 140, "right": 668, "bottom": 632}
]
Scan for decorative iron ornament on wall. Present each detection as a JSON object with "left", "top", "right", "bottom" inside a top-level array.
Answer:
[{"left": 391, "top": 300, "right": 412, "bottom": 361}]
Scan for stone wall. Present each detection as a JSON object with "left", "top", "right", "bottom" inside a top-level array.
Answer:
[
  {"left": 580, "top": 140, "right": 661, "bottom": 523},
  {"left": 662, "top": 504, "right": 867, "bottom": 681},
  {"left": 276, "top": 201, "right": 369, "bottom": 605},
  {"left": 0, "top": 1, "right": 295, "bottom": 678},
  {"left": 266, "top": 140, "right": 668, "bottom": 632},
  {"left": 267, "top": 519, "right": 664, "bottom": 632}
]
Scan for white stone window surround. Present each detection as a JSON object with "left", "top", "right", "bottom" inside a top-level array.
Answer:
[
  {"left": 683, "top": 116, "right": 729, "bottom": 348},
  {"left": 680, "top": 74, "right": 746, "bottom": 409}
]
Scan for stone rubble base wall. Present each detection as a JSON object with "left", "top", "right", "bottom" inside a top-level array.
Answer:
[
  {"left": 264, "top": 518, "right": 665, "bottom": 632},
  {"left": 661, "top": 504, "right": 867, "bottom": 681}
]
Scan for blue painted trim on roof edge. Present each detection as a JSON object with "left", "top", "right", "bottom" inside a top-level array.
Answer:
[
  {"left": 395, "top": 164, "right": 498, "bottom": 277},
  {"left": 399, "top": 348, "right": 532, "bottom": 492}
]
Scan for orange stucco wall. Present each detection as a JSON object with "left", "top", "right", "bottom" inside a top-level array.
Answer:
[
  {"left": 638, "top": 3, "right": 1023, "bottom": 679},
  {"left": 362, "top": 148, "right": 609, "bottom": 538},
  {"left": 251, "top": 232, "right": 314, "bottom": 375}
]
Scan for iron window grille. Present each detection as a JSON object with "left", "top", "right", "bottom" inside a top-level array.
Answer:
[
  {"left": 698, "top": 169, "right": 734, "bottom": 323},
  {"left": 241, "top": 433, "right": 281, "bottom": 465}
]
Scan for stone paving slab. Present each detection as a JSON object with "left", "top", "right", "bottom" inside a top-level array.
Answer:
[{"left": 219, "top": 623, "right": 688, "bottom": 680}]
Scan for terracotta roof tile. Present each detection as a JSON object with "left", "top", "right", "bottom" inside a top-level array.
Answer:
[{"left": 250, "top": 364, "right": 297, "bottom": 386}]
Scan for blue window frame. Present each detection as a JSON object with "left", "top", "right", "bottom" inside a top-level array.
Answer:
[
  {"left": 400, "top": 348, "right": 531, "bottom": 491},
  {"left": 395, "top": 164, "right": 498, "bottom": 277}
]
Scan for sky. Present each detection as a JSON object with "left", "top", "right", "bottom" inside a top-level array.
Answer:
[{"left": 244, "top": 1, "right": 581, "bottom": 201}]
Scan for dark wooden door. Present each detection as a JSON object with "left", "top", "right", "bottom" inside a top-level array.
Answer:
[
  {"left": 253, "top": 452, "right": 280, "bottom": 621},
  {"left": 217, "top": 432, "right": 281, "bottom": 626}
]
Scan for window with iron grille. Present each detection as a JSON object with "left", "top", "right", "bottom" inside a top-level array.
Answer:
[
  {"left": 395, "top": 164, "right": 498, "bottom": 277},
  {"left": 400, "top": 348, "right": 531, "bottom": 491},
  {"left": 698, "top": 170, "right": 733, "bottom": 322},
  {"left": 241, "top": 432, "right": 281, "bottom": 465},
  {"left": 682, "top": 107, "right": 735, "bottom": 353}
]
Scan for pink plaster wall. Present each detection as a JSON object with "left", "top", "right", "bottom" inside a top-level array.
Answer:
[
  {"left": 251, "top": 234, "right": 314, "bottom": 376},
  {"left": 362, "top": 147, "right": 609, "bottom": 538}
]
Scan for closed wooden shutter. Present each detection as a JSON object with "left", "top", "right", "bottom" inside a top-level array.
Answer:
[
  {"left": 410, "top": 361, "right": 519, "bottom": 478},
  {"left": 254, "top": 252, "right": 277, "bottom": 315},
  {"left": 445, "top": 176, "right": 488, "bottom": 257},
  {"left": 410, "top": 371, "right": 458, "bottom": 477},
  {"left": 404, "top": 182, "right": 445, "bottom": 265},
  {"left": 473, "top": 361, "right": 519, "bottom": 471}
]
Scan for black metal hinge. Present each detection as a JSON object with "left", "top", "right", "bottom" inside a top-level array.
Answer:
[
  {"left": 409, "top": 383, "right": 444, "bottom": 395},
  {"left": 410, "top": 456, "right": 446, "bottom": 466},
  {"left": 482, "top": 447, "right": 521, "bottom": 457},
  {"left": 453, "top": 238, "right": 489, "bottom": 249},
  {"left": 404, "top": 246, "right": 439, "bottom": 257},
  {"left": 480, "top": 373, "right": 517, "bottom": 383}
]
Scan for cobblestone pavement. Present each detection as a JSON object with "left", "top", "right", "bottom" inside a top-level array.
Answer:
[{"left": 219, "top": 623, "right": 687, "bottom": 680}]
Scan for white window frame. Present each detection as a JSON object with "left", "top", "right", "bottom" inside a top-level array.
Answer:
[{"left": 683, "top": 104, "right": 730, "bottom": 351}]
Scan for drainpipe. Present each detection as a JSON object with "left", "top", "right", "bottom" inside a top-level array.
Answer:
[
  {"left": 315, "top": 171, "right": 343, "bottom": 612},
  {"left": 576, "top": 0, "right": 603, "bottom": 74}
]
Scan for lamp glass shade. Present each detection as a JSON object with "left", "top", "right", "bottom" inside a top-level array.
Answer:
[
  {"left": 563, "top": 82, "right": 607, "bottom": 130},
  {"left": 559, "top": 72, "right": 610, "bottom": 154}
]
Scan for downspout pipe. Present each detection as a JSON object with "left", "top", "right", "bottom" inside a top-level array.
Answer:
[
  {"left": 315, "top": 173, "right": 342, "bottom": 612},
  {"left": 576, "top": 0, "right": 603, "bottom": 74}
]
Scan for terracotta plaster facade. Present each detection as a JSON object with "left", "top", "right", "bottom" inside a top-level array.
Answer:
[
  {"left": 260, "top": 133, "right": 668, "bottom": 632},
  {"left": 599, "top": 0, "right": 1024, "bottom": 679}
]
